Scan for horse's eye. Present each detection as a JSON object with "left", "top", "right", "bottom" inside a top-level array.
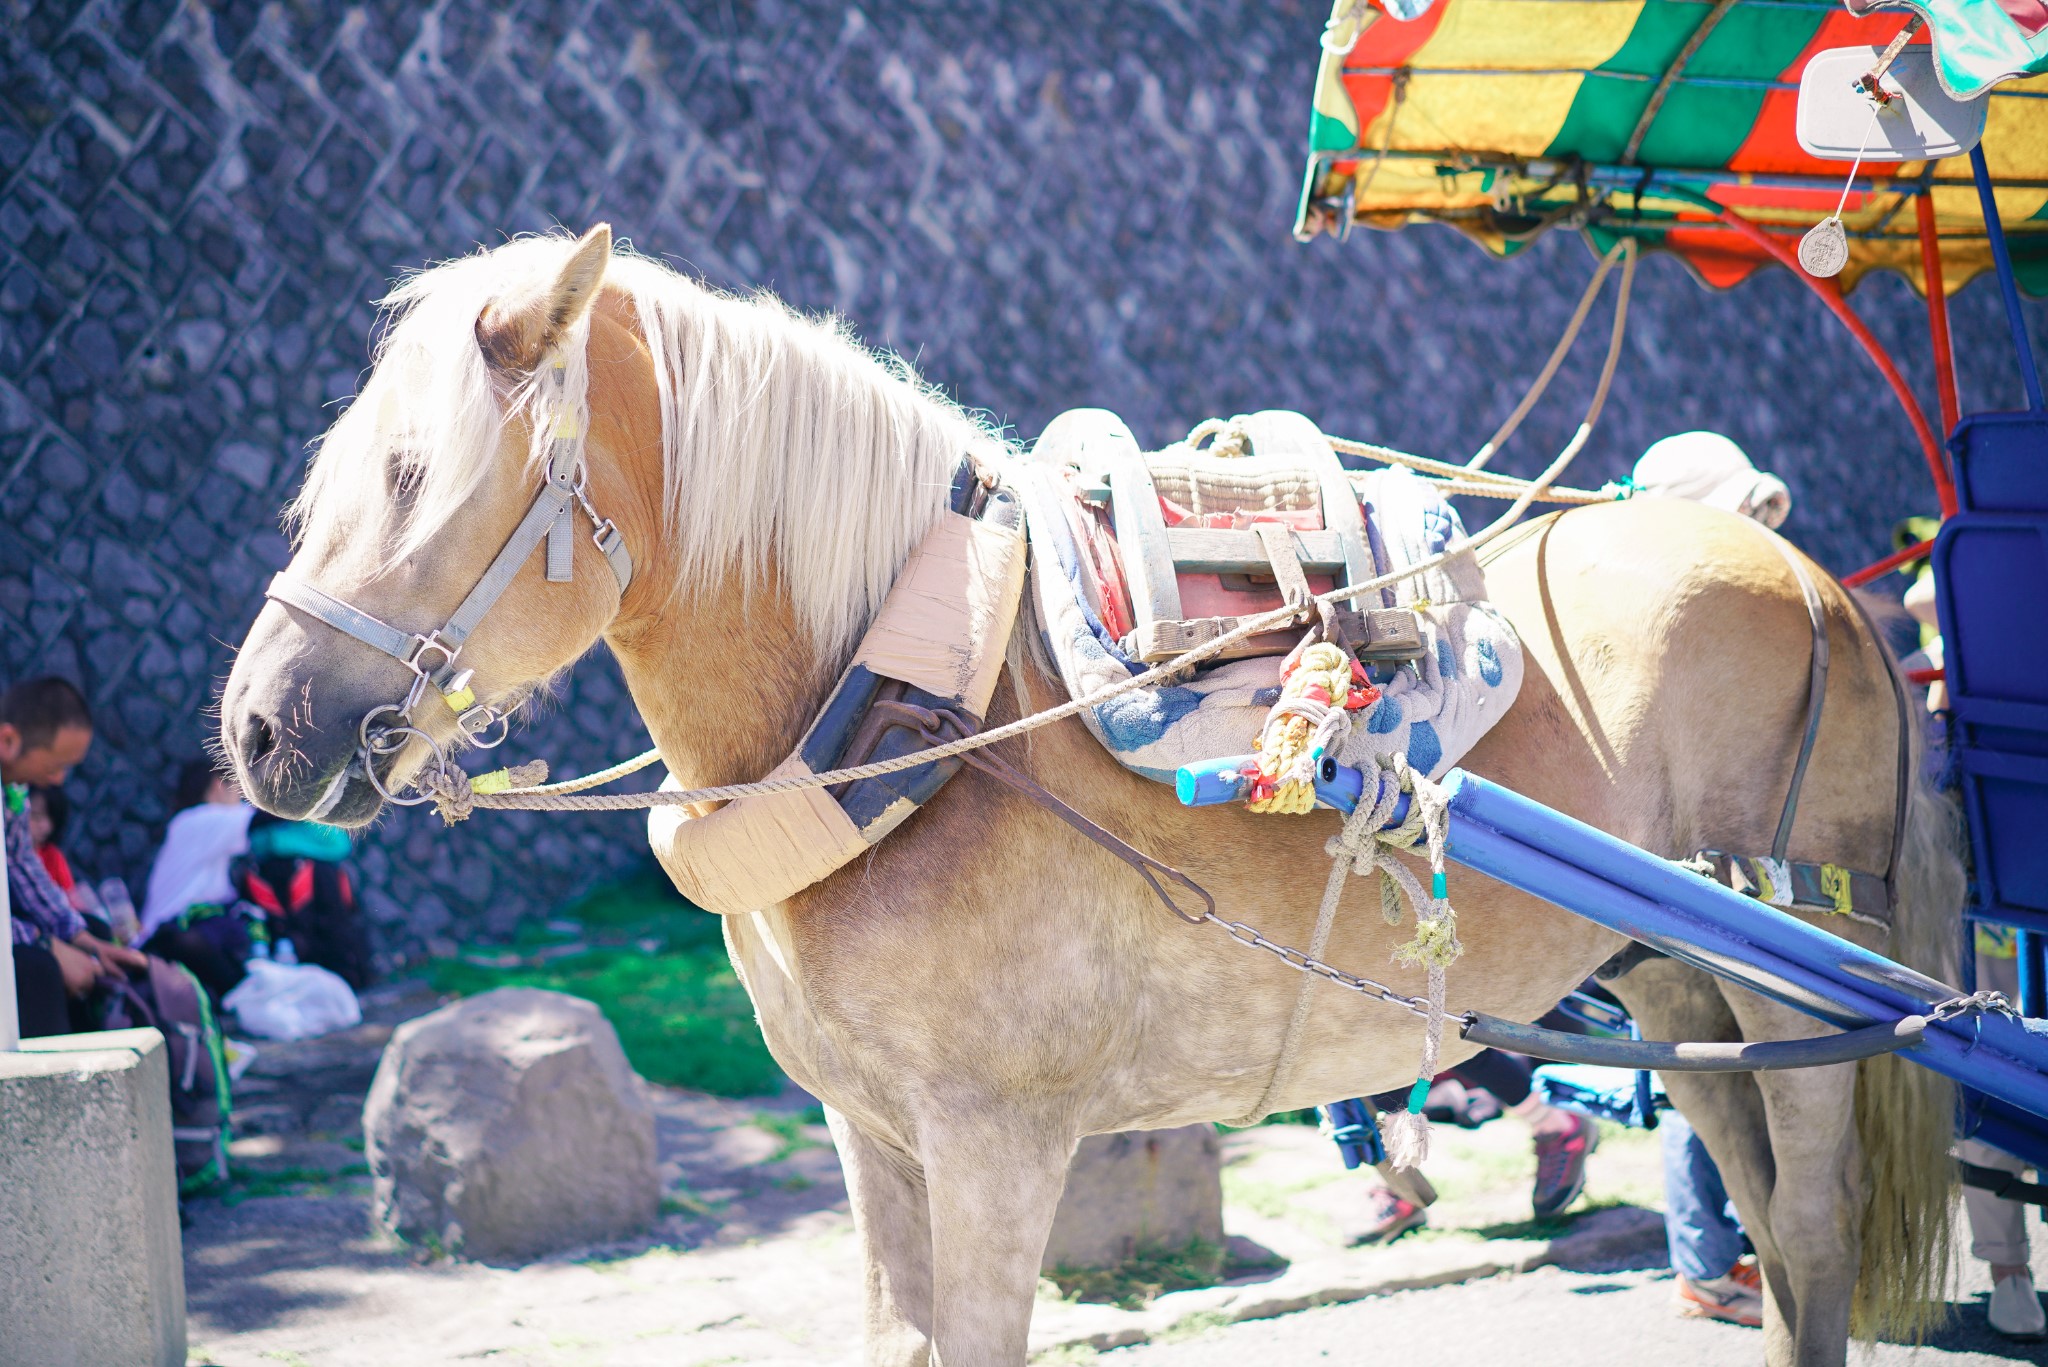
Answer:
[{"left": 390, "top": 458, "right": 424, "bottom": 505}]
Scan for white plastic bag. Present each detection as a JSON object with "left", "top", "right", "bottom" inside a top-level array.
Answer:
[{"left": 223, "top": 959, "right": 362, "bottom": 1040}]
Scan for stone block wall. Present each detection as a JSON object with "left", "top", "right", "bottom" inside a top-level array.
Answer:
[{"left": 2, "top": 0, "right": 2041, "bottom": 963}]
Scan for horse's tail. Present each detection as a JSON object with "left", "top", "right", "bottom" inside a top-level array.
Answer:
[{"left": 1850, "top": 682, "right": 1964, "bottom": 1341}]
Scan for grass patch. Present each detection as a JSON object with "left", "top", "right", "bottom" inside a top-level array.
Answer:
[
  {"left": 1221, "top": 1168, "right": 1342, "bottom": 1222},
  {"left": 754, "top": 1110, "right": 830, "bottom": 1162},
  {"left": 660, "top": 1187, "right": 726, "bottom": 1219},
  {"left": 1160, "top": 1308, "right": 1235, "bottom": 1342},
  {"left": 192, "top": 1163, "right": 370, "bottom": 1206},
  {"left": 426, "top": 868, "right": 782, "bottom": 1096},
  {"left": 1044, "top": 1237, "right": 1229, "bottom": 1311}
]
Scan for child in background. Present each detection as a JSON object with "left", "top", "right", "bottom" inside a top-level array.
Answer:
[
  {"left": 27, "top": 785, "right": 73, "bottom": 894},
  {"left": 138, "top": 761, "right": 260, "bottom": 1005}
]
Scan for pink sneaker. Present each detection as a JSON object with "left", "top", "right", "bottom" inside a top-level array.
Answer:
[
  {"left": 1531, "top": 1111, "right": 1598, "bottom": 1217},
  {"left": 1352, "top": 1184, "right": 1427, "bottom": 1245},
  {"left": 1677, "top": 1255, "right": 1764, "bottom": 1327}
]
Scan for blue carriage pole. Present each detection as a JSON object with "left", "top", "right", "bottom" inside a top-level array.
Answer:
[{"left": 1177, "top": 755, "right": 2048, "bottom": 1122}]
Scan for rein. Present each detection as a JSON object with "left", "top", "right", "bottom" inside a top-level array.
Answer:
[{"left": 265, "top": 355, "right": 633, "bottom": 811}]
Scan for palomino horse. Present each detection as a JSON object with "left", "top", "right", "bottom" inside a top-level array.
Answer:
[{"left": 220, "top": 229, "right": 1959, "bottom": 1366}]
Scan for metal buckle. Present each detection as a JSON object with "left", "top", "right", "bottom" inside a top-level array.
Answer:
[
  {"left": 407, "top": 633, "right": 459, "bottom": 680},
  {"left": 457, "top": 700, "right": 516, "bottom": 750}
]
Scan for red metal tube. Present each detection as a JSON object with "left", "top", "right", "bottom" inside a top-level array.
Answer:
[
  {"left": 1917, "top": 193, "right": 1962, "bottom": 442},
  {"left": 1841, "top": 537, "right": 1931, "bottom": 588},
  {"left": 1712, "top": 206, "right": 1959, "bottom": 519}
]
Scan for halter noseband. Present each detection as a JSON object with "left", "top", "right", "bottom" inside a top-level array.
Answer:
[{"left": 264, "top": 354, "right": 634, "bottom": 807}]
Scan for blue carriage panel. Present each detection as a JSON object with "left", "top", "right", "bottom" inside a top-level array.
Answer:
[
  {"left": 1950, "top": 411, "right": 2048, "bottom": 514},
  {"left": 1933, "top": 515, "right": 2048, "bottom": 931}
]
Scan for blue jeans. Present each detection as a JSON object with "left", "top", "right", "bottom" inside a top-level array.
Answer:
[{"left": 1662, "top": 1110, "right": 1745, "bottom": 1281}]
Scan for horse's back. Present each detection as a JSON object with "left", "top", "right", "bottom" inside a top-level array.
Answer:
[{"left": 1472, "top": 498, "right": 1901, "bottom": 869}]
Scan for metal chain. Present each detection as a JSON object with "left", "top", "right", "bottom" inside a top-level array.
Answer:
[
  {"left": 1201, "top": 911, "right": 1438, "bottom": 1021},
  {"left": 1925, "top": 990, "right": 2020, "bottom": 1023}
]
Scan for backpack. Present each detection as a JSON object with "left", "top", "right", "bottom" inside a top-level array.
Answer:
[
  {"left": 234, "top": 822, "right": 371, "bottom": 990},
  {"left": 103, "top": 956, "right": 234, "bottom": 1189}
]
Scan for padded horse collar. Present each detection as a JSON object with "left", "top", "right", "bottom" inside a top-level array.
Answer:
[{"left": 264, "top": 354, "right": 633, "bottom": 807}]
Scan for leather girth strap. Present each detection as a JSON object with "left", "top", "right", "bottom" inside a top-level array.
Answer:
[{"left": 1767, "top": 533, "right": 1830, "bottom": 862}]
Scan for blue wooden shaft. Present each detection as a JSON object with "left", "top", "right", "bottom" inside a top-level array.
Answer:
[
  {"left": 1440, "top": 770, "right": 2048, "bottom": 1120},
  {"left": 1171, "top": 757, "right": 2048, "bottom": 1116},
  {"left": 1969, "top": 143, "right": 2047, "bottom": 412}
]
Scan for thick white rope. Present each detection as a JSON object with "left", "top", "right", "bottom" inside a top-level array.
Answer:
[
  {"left": 434, "top": 240, "right": 1635, "bottom": 817},
  {"left": 1466, "top": 240, "right": 1628, "bottom": 472}
]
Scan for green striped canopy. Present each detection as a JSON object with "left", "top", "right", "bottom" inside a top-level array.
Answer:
[{"left": 1297, "top": 0, "right": 2048, "bottom": 294}]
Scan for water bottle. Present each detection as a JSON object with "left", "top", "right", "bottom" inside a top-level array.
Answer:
[
  {"left": 98, "top": 877, "right": 142, "bottom": 945},
  {"left": 274, "top": 938, "right": 298, "bottom": 966}
]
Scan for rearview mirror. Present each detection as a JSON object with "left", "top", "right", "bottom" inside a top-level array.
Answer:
[{"left": 1796, "top": 44, "right": 1988, "bottom": 162}]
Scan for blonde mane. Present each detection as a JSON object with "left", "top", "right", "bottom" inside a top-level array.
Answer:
[{"left": 292, "top": 234, "right": 1008, "bottom": 659}]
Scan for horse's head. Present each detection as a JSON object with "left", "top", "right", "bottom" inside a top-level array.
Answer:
[{"left": 221, "top": 226, "right": 650, "bottom": 826}]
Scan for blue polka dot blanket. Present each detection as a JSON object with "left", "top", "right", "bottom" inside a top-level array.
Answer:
[{"left": 1006, "top": 462, "right": 1524, "bottom": 787}]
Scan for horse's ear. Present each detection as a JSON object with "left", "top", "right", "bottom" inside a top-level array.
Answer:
[{"left": 475, "top": 224, "right": 614, "bottom": 373}]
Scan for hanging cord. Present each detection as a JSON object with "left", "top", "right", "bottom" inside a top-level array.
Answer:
[
  {"left": 417, "top": 240, "right": 1635, "bottom": 822},
  {"left": 1353, "top": 69, "right": 1409, "bottom": 206},
  {"left": 1230, "top": 758, "right": 1456, "bottom": 1130},
  {"left": 1466, "top": 239, "right": 1630, "bottom": 472}
]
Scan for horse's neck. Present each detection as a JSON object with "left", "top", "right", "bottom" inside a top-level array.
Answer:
[{"left": 605, "top": 573, "right": 847, "bottom": 789}]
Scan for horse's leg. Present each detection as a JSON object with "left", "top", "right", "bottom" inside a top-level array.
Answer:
[
  {"left": 830, "top": 1112, "right": 937, "bottom": 1367},
  {"left": 920, "top": 1111, "right": 1073, "bottom": 1365},
  {"left": 1719, "top": 988, "right": 1866, "bottom": 1367}
]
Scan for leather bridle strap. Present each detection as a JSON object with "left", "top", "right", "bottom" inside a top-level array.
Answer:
[
  {"left": 266, "top": 447, "right": 631, "bottom": 689},
  {"left": 263, "top": 356, "right": 634, "bottom": 746}
]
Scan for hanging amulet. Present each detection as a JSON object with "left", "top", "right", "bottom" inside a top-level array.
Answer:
[{"left": 1799, "top": 217, "right": 1848, "bottom": 279}]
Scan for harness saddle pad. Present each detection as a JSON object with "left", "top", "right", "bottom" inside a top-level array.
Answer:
[
  {"left": 648, "top": 484, "right": 1028, "bottom": 915},
  {"left": 1012, "top": 408, "right": 1523, "bottom": 785}
]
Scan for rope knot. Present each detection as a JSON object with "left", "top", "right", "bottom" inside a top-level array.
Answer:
[
  {"left": 426, "top": 759, "right": 550, "bottom": 825},
  {"left": 425, "top": 766, "right": 476, "bottom": 825}
]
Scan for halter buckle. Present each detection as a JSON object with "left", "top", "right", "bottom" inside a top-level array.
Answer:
[{"left": 407, "top": 632, "right": 460, "bottom": 680}]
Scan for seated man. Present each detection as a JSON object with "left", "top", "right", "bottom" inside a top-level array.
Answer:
[{"left": 2, "top": 676, "right": 146, "bottom": 1037}]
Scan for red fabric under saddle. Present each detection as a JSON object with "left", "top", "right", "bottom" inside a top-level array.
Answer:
[{"left": 1051, "top": 481, "right": 1340, "bottom": 652}]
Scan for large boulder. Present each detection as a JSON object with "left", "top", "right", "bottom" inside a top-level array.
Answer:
[
  {"left": 1043, "top": 1125, "right": 1225, "bottom": 1271},
  {"left": 363, "top": 988, "right": 657, "bottom": 1261}
]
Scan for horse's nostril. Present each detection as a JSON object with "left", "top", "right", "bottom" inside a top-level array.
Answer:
[{"left": 243, "top": 713, "right": 279, "bottom": 766}]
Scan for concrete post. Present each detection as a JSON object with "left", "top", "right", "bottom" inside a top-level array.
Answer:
[
  {"left": 1042, "top": 1125, "right": 1225, "bottom": 1272},
  {"left": 0, "top": 1027, "right": 187, "bottom": 1367}
]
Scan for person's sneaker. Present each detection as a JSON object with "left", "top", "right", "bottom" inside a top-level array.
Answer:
[
  {"left": 1676, "top": 1256, "right": 1764, "bottom": 1327},
  {"left": 1988, "top": 1269, "right": 2047, "bottom": 1340},
  {"left": 1350, "top": 1184, "right": 1427, "bottom": 1245},
  {"left": 1530, "top": 1111, "right": 1598, "bottom": 1217}
]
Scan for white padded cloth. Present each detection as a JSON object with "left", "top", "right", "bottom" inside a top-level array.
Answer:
[{"left": 1013, "top": 462, "right": 1523, "bottom": 784}]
